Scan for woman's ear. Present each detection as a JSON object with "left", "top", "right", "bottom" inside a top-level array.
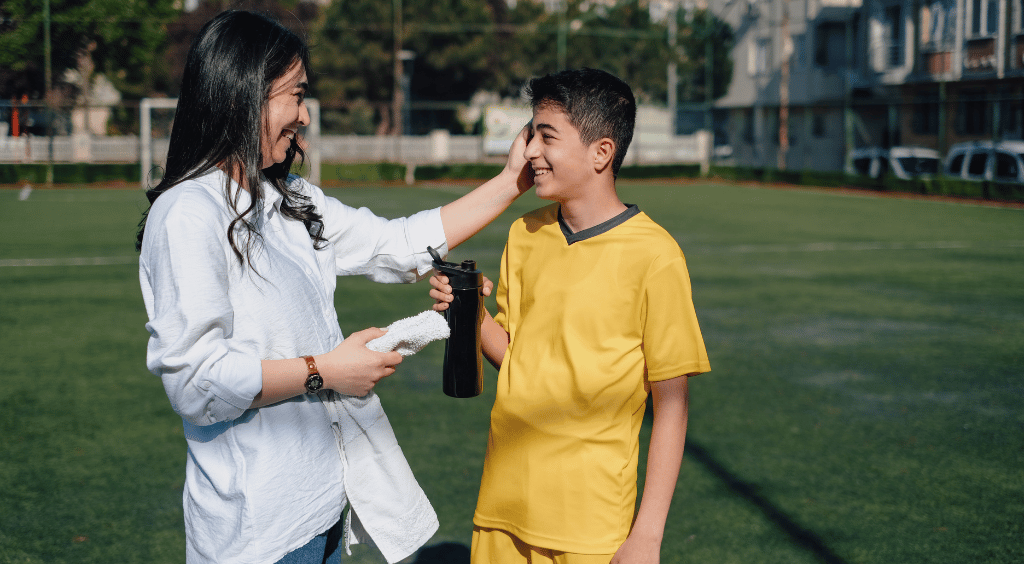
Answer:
[{"left": 593, "top": 138, "right": 616, "bottom": 173}]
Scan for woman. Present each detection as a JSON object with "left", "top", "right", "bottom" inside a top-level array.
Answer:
[{"left": 136, "top": 10, "right": 530, "bottom": 564}]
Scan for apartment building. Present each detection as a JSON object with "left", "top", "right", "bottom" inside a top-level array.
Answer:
[
  {"left": 879, "top": 0, "right": 1024, "bottom": 153},
  {"left": 710, "top": 0, "right": 1024, "bottom": 171}
]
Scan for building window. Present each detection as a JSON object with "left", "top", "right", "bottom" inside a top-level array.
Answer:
[
  {"left": 970, "top": 0, "right": 1000, "bottom": 36},
  {"left": 957, "top": 90, "right": 992, "bottom": 135},
  {"left": 884, "top": 5, "right": 905, "bottom": 67},
  {"left": 924, "top": 0, "right": 956, "bottom": 49},
  {"left": 996, "top": 93, "right": 1024, "bottom": 140},
  {"left": 815, "top": 22, "right": 848, "bottom": 71},
  {"left": 813, "top": 113, "right": 827, "bottom": 138},
  {"left": 743, "top": 109, "right": 754, "bottom": 144},
  {"left": 913, "top": 95, "right": 940, "bottom": 135},
  {"left": 793, "top": 34, "right": 806, "bottom": 68},
  {"left": 749, "top": 38, "right": 770, "bottom": 76}
]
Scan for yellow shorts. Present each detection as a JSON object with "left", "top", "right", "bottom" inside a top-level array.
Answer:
[{"left": 471, "top": 527, "right": 614, "bottom": 564}]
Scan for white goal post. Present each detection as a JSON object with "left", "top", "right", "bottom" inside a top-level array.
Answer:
[{"left": 140, "top": 97, "right": 321, "bottom": 189}]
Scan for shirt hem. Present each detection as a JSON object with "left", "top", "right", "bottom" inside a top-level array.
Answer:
[
  {"left": 472, "top": 515, "right": 625, "bottom": 555},
  {"left": 647, "top": 361, "right": 711, "bottom": 382}
]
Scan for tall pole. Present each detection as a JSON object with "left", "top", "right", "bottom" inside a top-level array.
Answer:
[
  {"left": 392, "top": 0, "right": 404, "bottom": 136},
  {"left": 557, "top": 0, "right": 567, "bottom": 70},
  {"left": 704, "top": 3, "right": 713, "bottom": 135},
  {"left": 778, "top": 0, "right": 790, "bottom": 170},
  {"left": 668, "top": 3, "right": 678, "bottom": 134},
  {"left": 44, "top": 0, "right": 53, "bottom": 186},
  {"left": 844, "top": 14, "right": 854, "bottom": 174}
]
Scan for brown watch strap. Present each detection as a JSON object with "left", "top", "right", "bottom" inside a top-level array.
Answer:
[
  {"left": 302, "top": 355, "right": 323, "bottom": 393},
  {"left": 302, "top": 355, "right": 318, "bottom": 376}
]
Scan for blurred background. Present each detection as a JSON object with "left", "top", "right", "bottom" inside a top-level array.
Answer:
[
  {"left": 2, "top": 2, "right": 1022, "bottom": 563},
  {"left": 3, "top": 0, "right": 1024, "bottom": 191}
]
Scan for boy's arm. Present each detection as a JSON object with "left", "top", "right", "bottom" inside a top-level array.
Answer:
[
  {"left": 611, "top": 375, "right": 690, "bottom": 564},
  {"left": 479, "top": 311, "right": 508, "bottom": 369}
]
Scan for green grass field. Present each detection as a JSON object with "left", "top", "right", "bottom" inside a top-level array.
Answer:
[{"left": 1, "top": 181, "right": 1022, "bottom": 564}]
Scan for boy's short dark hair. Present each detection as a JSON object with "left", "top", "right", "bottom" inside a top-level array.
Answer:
[{"left": 526, "top": 68, "right": 636, "bottom": 176}]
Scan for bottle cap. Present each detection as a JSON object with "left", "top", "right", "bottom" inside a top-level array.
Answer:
[{"left": 428, "top": 246, "right": 482, "bottom": 289}]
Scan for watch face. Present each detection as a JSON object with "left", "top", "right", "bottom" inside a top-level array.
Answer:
[{"left": 306, "top": 374, "right": 324, "bottom": 392}]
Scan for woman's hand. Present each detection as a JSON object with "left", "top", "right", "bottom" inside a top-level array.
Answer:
[
  {"left": 429, "top": 273, "right": 493, "bottom": 312},
  {"left": 505, "top": 123, "right": 535, "bottom": 194},
  {"left": 316, "top": 328, "right": 403, "bottom": 397}
]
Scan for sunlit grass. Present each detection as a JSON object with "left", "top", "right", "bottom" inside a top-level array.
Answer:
[{"left": 1, "top": 182, "right": 1021, "bottom": 563}]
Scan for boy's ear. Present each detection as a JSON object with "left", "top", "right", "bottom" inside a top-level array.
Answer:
[{"left": 592, "top": 138, "right": 616, "bottom": 174}]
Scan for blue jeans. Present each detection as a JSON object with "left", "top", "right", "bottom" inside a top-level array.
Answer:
[{"left": 275, "top": 518, "right": 343, "bottom": 564}]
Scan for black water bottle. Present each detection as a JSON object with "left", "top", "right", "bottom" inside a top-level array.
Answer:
[{"left": 428, "top": 246, "right": 484, "bottom": 398}]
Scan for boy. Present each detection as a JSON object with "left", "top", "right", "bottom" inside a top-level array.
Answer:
[{"left": 431, "top": 68, "right": 711, "bottom": 563}]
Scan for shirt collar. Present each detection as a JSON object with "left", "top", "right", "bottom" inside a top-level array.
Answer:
[
  {"left": 201, "top": 167, "right": 284, "bottom": 222},
  {"left": 558, "top": 204, "right": 640, "bottom": 245}
]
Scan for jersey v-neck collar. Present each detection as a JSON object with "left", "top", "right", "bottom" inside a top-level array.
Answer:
[{"left": 558, "top": 204, "right": 640, "bottom": 245}]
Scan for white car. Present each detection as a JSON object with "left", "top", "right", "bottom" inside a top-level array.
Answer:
[
  {"left": 944, "top": 140, "right": 1024, "bottom": 183},
  {"left": 848, "top": 146, "right": 941, "bottom": 180}
]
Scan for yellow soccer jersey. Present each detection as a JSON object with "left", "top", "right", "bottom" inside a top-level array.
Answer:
[{"left": 473, "top": 203, "right": 711, "bottom": 554}]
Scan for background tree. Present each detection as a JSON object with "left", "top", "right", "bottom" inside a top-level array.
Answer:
[
  {"left": 561, "top": 0, "right": 676, "bottom": 104},
  {"left": 0, "top": 0, "right": 179, "bottom": 101},
  {"left": 312, "top": 0, "right": 507, "bottom": 134},
  {"left": 162, "top": 0, "right": 320, "bottom": 97},
  {"left": 676, "top": 8, "right": 735, "bottom": 104}
]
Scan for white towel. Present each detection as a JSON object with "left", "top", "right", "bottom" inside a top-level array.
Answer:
[
  {"left": 329, "top": 310, "right": 448, "bottom": 563},
  {"left": 365, "top": 310, "right": 450, "bottom": 356}
]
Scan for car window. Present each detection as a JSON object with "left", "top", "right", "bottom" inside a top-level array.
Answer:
[
  {"left": 994, "top": 151, "right": 1019, "bottom": 180},
  {"left": 853, "top": 157, "right": 872, "bottom": 175},
  {"left": 947, "top": 154, "right": 964, "bottom": 175},
  {"left": 898, "top": 157, "right": 939, "bottom": 175},
  {"left": 967, "top": 152, "right": 988, "bottom": 176}
]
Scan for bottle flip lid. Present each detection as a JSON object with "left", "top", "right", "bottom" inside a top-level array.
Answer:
[{"left": 427, "top": 246, "right": 479, "bottom": 280}]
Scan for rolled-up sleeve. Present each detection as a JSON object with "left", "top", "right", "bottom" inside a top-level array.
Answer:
[
  {"left": 312, "top": 184, "right": 447, "bottom": 282},
  {"left": 140, "top": 196, "right": 263, "bottom": 426}
]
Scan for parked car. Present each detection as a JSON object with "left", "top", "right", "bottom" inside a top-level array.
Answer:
[
  {"left": 943, "top": 140, "right": 1024, "bottom": 183},
  {"left": 848, "top": 146, "right": 941, "bottom": 180}
]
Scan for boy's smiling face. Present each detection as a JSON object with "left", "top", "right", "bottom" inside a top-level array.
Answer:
[{"left": 525, "top": 104, "right": 595, "bottom": 202}]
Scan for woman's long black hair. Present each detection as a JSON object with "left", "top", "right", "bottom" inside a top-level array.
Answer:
[{"left": 136, "top": 10, "right": 325, "bottom": 265}]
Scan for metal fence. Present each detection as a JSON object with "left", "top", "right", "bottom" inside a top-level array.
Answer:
[{"left": 1, "top": 99, "right": 712, "bottom": 187}]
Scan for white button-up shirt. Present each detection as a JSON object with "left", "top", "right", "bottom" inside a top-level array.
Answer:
[{"left": 139, "top": 169, "right": 445, "bottom": 563}]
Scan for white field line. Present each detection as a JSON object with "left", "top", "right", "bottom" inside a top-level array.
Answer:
[{"left": 0, "top": 256, "right": 138, "bottom": 267}]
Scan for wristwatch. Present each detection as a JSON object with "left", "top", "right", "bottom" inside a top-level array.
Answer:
[{"left": 302, "top": 355, "right": 324, "bottom": 393}]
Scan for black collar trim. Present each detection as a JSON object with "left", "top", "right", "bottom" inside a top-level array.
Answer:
[{"left": 559, "top": 204, "right": 640, "bottom": 245}]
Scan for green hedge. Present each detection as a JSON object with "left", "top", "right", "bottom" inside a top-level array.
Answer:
[
  {"left": 320, "top": 162, "right": 406, "bottom": 182},
  {"left": 4, "top": 161, "right": 1022, "bottom": 203},
  {"left": 618, "top": 163, "right": 702, "bottom": 179},
  {"left": 0, "top": 163, "right": 140, "bottom": 184},
  {"left": 413, "top": 163, "right": 505, "bottom": 181},
  {"left": 707, "top": 165, "right": 1024, "bottom": 204}
]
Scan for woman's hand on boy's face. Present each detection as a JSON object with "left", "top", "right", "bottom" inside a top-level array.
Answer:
[
  {"left": 507, "top": 124, "right": 536, "bottom": 193},
  {"left": 429, "top": 273, "right": 492, "bottom": 312}
]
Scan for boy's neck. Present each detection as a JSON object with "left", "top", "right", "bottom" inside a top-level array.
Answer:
[{"left": 557, "top": 184, "right": 627, "bottom": 234}]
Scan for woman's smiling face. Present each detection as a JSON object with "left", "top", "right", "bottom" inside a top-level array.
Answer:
[{"left": 261, "top": 61, "right": 309, "bottom": 170}]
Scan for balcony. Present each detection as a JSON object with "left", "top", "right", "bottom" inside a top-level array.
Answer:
[{"left": 963, "top": 37, "right": 996, "bottom": 73}]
